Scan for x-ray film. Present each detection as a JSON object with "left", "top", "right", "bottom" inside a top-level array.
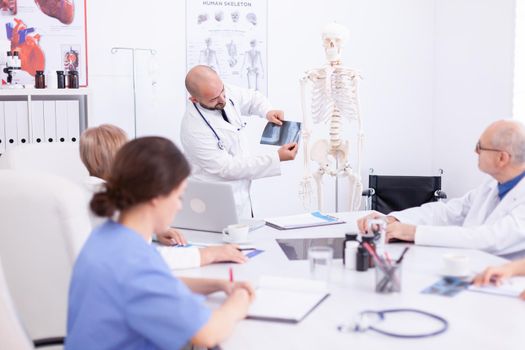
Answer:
[{"left": 260, "top": 121, "right": 301, "bottom": 146}]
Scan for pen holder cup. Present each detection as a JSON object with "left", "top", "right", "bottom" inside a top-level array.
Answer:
[{"left": 375, "top": 262, "right": 402, "bottom": 293}]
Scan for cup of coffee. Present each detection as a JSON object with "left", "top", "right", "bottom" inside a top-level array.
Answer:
[
  {"left": 222, "top": 223, "right": 249, "bottom": 243},
  {"left": 442, "top": 253, "right": 470, "bottom": 277}
]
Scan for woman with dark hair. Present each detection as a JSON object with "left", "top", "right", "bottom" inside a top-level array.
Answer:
[{"left": 66, "top": 137, "right": 254, "bottom": 350}]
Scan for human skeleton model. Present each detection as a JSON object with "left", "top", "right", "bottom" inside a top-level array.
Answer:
[
  {"left": 241, "top": 39, "right": 264, "bottom": 91},
  {"left": 299, "top": 23, "right": 364, "bottom": 211}
]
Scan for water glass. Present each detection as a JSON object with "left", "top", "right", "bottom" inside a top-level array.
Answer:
[{"left": 308, "top": 246, "right": 333, "bottom": 281}]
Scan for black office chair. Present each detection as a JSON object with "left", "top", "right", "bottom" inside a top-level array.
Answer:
[{"left": 362, "top": 172, "right": 447, "bottom": 214}]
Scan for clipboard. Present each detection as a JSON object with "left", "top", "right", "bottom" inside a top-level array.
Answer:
[{"left": 265, "top": 211, "right": 345, "bottom": 230}]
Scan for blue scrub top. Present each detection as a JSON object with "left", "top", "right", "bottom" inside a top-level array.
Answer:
[{"left": 66, "top": 220, "right": 211, "bottom": 350}]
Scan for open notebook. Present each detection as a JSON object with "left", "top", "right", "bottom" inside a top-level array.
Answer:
[{"left": 247, "top": 276, "right": 330, "bottom": 323}]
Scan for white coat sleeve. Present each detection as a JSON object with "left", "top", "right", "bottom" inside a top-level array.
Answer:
[
  {"left": 389, "top": 190, "right": 475, "bottom": 226},
  {"left": 233, "top": 85, "right": 272, "bottom": 118},
  {"left": 182, "top": 128, "right": 281, "bottom": 181},
  {"left": 414, "top": 203, "right": 525, "bottom": 255},
  {"left": 156, "top": 246, "right": 201, "bottom": 269}
]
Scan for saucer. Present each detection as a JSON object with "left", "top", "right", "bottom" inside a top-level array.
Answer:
[{"left": 439, "top": 268, "right": 473, "bottom": 279}]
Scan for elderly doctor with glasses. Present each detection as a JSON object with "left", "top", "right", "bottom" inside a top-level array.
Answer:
[
  {"left": 181, "top": 65, "right": 298, "bottom": 219},
  {"left": 358, "top": 119, "right": 525, "bottom": 259}
]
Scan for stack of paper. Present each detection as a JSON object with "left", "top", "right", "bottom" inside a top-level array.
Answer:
[
  {"left": 248, "top": 276, "right": 330, "bottom": 323},
  {"left": 265, "top": 211, "right": 345, "bottom": 230}
]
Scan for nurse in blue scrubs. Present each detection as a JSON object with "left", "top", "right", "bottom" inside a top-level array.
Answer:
[{"left": 66, "top": 136, "right": 254, "bottom": 350}]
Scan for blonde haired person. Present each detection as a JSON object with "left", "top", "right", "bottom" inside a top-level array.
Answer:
[{"left": 79, "top": 124, "right": 247, "bottom": 268}]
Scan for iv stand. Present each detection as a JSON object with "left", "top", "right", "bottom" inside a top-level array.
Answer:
[{"left": 110, "top": 47, "right": 157, "bottom": 138}]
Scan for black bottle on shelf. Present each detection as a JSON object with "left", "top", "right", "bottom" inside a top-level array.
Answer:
[
  {"left": 57, "top": 70, "right": 66, "bottom": 89},
  {"left": 67, "top": 70, "right": 79, "bottom": 88},
  {"left": 35, "top": 70, "right": 45, "bottom": 89}
]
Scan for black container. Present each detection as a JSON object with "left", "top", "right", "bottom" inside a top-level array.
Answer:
[
  {"left": 57, "top": 70, "right": 66, "bottom": 89},
  {"left": 342, "top": 233, "right": 358, "bottom": 266},
  {"left": 356, "top": 246, "right": 369, "bottom": 272},
  {"left": 35, "top": 70, "right": 45, "bottom": 89},
  {"left": 67, "top": 70, "right": 79, "bottom": 89},
  {"left": 361, "top": 235, "right": 377, "bottom": 268}
]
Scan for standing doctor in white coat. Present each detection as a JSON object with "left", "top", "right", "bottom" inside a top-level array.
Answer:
[
  {"left": 181, "top": 65, "right": 298, "bottom": 219},
  {"left": 358, "top": 120, "right": 525, "bottom": 258}
]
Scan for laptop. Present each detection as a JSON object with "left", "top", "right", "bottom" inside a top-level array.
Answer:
[{"left": 173, "top": 180, "right": 265, "bottom": 233}]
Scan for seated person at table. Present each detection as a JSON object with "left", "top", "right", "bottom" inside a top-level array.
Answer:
[
  {"left": 358, "top": 120, "right": 525, "bottom": 258},
  {"left": 79, "top": 124, "right": 246, "bottom": 268},
  {"left": 474, "top": 258, "right": 525, "bottom": 300},
  {"left": 66, "top": 137, "right": 254, "bottom": 350}
]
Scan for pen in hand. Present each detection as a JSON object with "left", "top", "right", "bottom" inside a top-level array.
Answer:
[{"left": 229, "top": 267, "right": 234, "bottom": 283}]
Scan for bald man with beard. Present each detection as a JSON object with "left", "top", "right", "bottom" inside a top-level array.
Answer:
[{"left": 180, "top": 65, "right": 298, "bottom": 219}]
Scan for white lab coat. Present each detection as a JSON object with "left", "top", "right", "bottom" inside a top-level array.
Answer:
[
  {"left": 390, "top": 178, "right": 525, "bottom": 257},
  {"left": 180, "top": 84, "right": 281, "bottom": 219}
]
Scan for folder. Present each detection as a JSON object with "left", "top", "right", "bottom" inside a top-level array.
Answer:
[
  {"left": 66, "top": 100, "right": 80, "bottom": 143},
  {"left": 55, "top": 101, "right": 68, "bottom": 143},
  {"left": 0, "top": 102, "right": 5, "bottom": 154},
  {"left": 247, "top": 276, "right": 330, "bottom": 323},
  {"left": 43, "top": 101, "right": 56, "bottom": 143},
  {"left": 265, "top": 211, "right": 345, "bottom": 230},
  {"left": 468, "top": 277, "right": 525, "bottom": 298},
  {"left": 4, "top": 101, "right": 17, "bottom": 150},
  {"left": 15, "top": 101, "right": 28, "bottom": 145},
  {"left": 30, "top": 101, "right": 45, "bottom": 144}
]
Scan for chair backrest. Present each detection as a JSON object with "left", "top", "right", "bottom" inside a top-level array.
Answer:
[
  {"left": 0, "top": 258, "right": 34, "bottom": 350},
  {"left": 0, "top": 142, "right": 89, "bottom": 184},
  {"left": 0, "top": 170, "right": 91, "bottom": 341},
  {"left": 369, "top": 175, "right": 443, "bottom": 214}
]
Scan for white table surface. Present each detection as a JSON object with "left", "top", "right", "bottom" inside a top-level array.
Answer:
[{"left": 173, "top": 212, "right": 525, "bottom": 350}]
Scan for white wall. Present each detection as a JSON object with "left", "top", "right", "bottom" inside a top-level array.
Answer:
[
  {"left": 433, "top": 0, "right": 516, "bottom": 197},
  {"left": 85, "top": 0, "right": 516, "bottom": 217}
]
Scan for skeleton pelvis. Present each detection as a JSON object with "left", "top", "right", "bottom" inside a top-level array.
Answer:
[{"left": 310, "top": 139, "right": 349, "bottom": 167}]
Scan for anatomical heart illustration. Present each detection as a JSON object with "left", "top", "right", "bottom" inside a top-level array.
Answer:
[
  {"left": 6, "top": 18, "right": 45, "bottom": 76},
  {"left": 34, "top": 0, "right": 74, "bottom": 25}
]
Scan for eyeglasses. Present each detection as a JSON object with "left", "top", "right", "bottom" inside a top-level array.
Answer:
[{"left": 475, "top": 141, "right": 509, "bottom": 155}]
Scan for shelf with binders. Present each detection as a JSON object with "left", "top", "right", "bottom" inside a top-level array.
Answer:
[{"left": 0, "top": 89, "right": 90, "bottom": 155}]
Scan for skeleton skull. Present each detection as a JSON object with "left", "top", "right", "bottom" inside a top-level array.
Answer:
[
  {"left": 231, "top": 11, "right": 239, "bottom": 23},
  {"left": 321, "top": 23, "right": 349, "bottom": 63}
]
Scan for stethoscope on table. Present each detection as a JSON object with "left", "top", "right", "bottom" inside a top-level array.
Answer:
[
  {"left": 193, "top": 99, "right": 247, "bottom": 151},
  {"left": 337, "top": 308, "right": 448, "bottom": 339}
]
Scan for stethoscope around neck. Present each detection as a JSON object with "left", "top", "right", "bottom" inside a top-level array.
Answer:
[{"left": 193, "top": 99, "right": 247, "bottom": 150}]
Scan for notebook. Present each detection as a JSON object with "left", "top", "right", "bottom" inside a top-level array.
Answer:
[
  {"left": 265, "top": 211, "right": 345, "bottom": 230},
  {"left": 467, "top": 276, "right": 525, "bottom": 298},
  {"left": 247, "top": 276, "right": 330, "bottom": 323}
]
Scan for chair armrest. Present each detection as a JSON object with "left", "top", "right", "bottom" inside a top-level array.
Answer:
[
  {"left": 34, "top": 337, "right": 65, "bottom": 348},
  {"left": 434, "top": 190, "right": 447, "bottom": 200},
  {"left": 362, "top": 188, "right": 375, "bottom": 197}
]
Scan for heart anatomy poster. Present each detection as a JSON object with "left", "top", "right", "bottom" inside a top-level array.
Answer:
[
  {"left": 186, "top": 0, "right": 268, "bottom": 95},
  {"left": 0, "top": 0, "right": 87, "bottom": 86}
]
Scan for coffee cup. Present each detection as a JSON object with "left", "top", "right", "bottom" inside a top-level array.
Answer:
[
  {"left": 442, "top": 253, "right": 470, "bottom": 277},
  {"left": 222, "top": 223, "right": 249, "bottom": 243}
]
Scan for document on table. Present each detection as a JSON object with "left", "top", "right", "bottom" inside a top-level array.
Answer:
[
  {"left": 467, "top": 276, "right": 525, "bottom": 298},
  {"left": 265, "top": 211, "right": 345, "bottom": 230},
  {"left": 247, "top": 276, "right": 330, "bottom": 323}
]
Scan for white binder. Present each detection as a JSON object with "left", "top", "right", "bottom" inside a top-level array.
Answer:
[
  {"left": 16, "top": 101, "right": 29, "bottom": 146},
  {"left": 0, "top": 102, "right": 5, "bottom": 154},
  {"left": 3, "top": 102, "right": 18, "bottom": 150},
  {"left": 66, "top": 100, "right": 80, "bottom": 143},
  {"left": 43, "top": 101, "right": 56, "bottom": 143},
  {"left": 30, "top": 101, "right": 45, "bottom": 144},
  {"left": 55, "top": 101, "right": 68, "bottom": 143}
]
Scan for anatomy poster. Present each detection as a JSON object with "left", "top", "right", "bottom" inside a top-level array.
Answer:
[
  {"left": 186, "top": 0, "right": 268, "bottom": 95},
  {"left": 0, "top": 0, "right": 87, "bottom": 86}
]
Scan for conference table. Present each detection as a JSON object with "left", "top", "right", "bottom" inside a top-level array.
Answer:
[{"left": 174, "top": 212, "right": 524, "bottom": 350}]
